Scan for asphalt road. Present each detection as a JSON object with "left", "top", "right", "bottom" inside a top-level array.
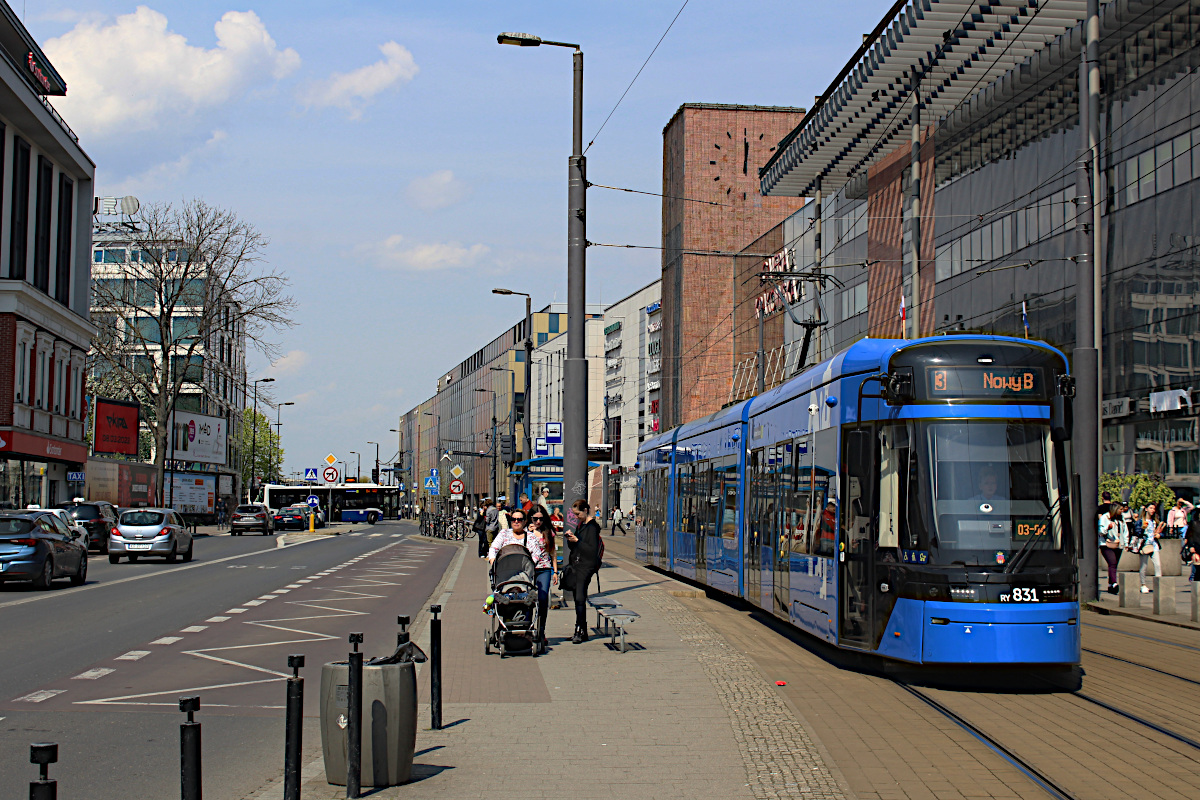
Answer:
[{"left": 0, "top": 520, "right": 454, "bottom": 800}]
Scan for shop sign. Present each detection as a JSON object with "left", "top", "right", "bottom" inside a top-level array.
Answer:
[
  {"left": 26, "top": 53, "right": 51, "bottom": 93},
  {"left": 647, "top": 320, "right": 662, "bottom": 333},
  {"left": 604, "top": 320, "right": 622, "bottom": 335},
  {"left": 646, "top": 302, "right": 661, "bottom": 315},
  {"left": 647, "top": 340, "right": 662, "bottom": 356},
  {"left": 647, "top": 359, "right": 661, "bottom": 375},
  {"left": 756, "top": 247, "right": 801, "bottom": 319},
  {"left": 1102, "top": 398, "right": 1132, "bottom": 420},
  {"left": 0, "top": 429, "right": 87, "bottom": 463},
  {"left": 647, "top": 380, "right": 660, "bottom": 391}
]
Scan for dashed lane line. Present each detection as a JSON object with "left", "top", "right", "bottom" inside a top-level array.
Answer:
[
  {"left": 72, "top": 668, "right": 114, "bottom": 680},
  {"left": 15, "top": 689, "right": 66, "bottom": 702},
  {"left": 244, "top": 600, "right": 265, "bottom": 606},
  {"left": 115, "top": 651, "right": 150, "bottom": 661},
  {"left": 150, "top": 637, "right": 183, "bottom": 645},
  {"left": 206, "top": 616, "right": 231, "bottom": 623},
  {"left": 180, "top": 626, "right": 208, "bottom": 633},
  {"left": 225, "top": 608, "right": 248, "bottom": 614}
]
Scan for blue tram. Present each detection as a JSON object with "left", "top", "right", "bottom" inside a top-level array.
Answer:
[{"left": 637, "top": 335, "right": 1080, "bottom": 665}]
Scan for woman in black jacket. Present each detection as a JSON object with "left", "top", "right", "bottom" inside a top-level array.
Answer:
[
  {"left": 1185, "top": 511, "right": 1200, "bottom": 582},
  {"left": 564, "top": 499, "right": 602, "bottom": 643}
]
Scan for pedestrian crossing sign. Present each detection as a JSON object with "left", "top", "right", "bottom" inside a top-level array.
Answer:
[
  {"left": 424, "top": 476, "right": 438, "bottom": 490},
  {"left": 303, "top": 468, "right": 319, "bottom": 482}
]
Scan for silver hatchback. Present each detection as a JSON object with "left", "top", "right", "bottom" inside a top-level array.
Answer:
[{"left": 109, "top": 509, "right": 193, "bottom": 564}]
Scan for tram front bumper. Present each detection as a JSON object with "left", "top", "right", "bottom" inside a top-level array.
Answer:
[{"left": 919, "top": 600, "right": 1080, "bottom": 664}]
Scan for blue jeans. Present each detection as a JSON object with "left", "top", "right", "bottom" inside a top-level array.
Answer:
[{"left": 534, "top": 568, "right": 551, "bottom": 639}]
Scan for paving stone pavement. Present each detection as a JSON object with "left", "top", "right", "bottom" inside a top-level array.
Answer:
[{"left": 244, "top": 539, "right": 843, "bottom": 799}]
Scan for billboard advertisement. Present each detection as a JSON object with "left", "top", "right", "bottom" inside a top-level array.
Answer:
[
  {"left": 168, "top": 411, "right": 228, "bottom": 465},
  {"left": 168, "top": 473, "right": 216, "bottom": 515},
  {"left": 86, "top": 459, "right": 159, "bottom": 507},
  {"left": 92, "top": 398, "right": 140, "bottom": 456}
]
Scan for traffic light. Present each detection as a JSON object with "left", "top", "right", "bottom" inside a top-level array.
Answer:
[
  {"left": 371, "top": 468, "right": 379, "bottom": 484},
  {"left": 500, "top": 435, "right": 514, "bottom": 462}
]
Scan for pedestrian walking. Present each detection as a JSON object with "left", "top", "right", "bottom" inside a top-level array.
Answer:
[
  {"left": 1098, "top": 503, "right": 1122, "bottom": 595},
  {"left": 1135, "top": 502, "right": 1165, "bottom": 593},
  {"left": 1167, "top": 497, "right": 1194, "bottom": 538},
  {"left": 563, "top": 499, "right": 603, "bottom": 644},
  {"left": 528, "top": 504, "right": 557, "bottom": 644},
  {"left": 611, "top": 506, "right": 627, "bottom": 536},
  {"left": 474, "top": 499, "right": 492, "bottom": 558}
]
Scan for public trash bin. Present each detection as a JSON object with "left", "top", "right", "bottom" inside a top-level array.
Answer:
[{"left": 319, "top": 637, "right": 425, "bottom": 787}]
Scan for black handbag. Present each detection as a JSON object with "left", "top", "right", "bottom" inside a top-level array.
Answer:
[{"left": 559, "top": 565, "right": 576, "bottom": 592}]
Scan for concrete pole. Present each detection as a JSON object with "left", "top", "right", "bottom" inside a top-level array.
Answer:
[
  {"left": 813, "top": 179, "right": 822, "bottom": 358},
  {"left": 910, "top": 84, "right": 921, "bottom": 339},
  {"left": 1074, "top": 0, "right": 1101, "bottom": 603},
  {"left": 524, "top": 295, "right": 533, "bottom": 469},
  {"left": 564, "top": 47, "right": 588, "bottom": 513}
]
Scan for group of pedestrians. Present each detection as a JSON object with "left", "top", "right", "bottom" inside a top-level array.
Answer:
[
  {"left": 1099, "top": 495, "right": 1200, "bottom": 594},
  {"left": 470, "top": 496, "right": 604, "bottom": 646}
]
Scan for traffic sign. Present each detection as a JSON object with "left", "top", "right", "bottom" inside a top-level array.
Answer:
[
  {"left": 67, "top": 471, "right": 85, "bottom": 482},
  {"left": 430, "top": 468, "right": 439, "bottom": 479},
  {"left": 449, "top": 464, "right": 464, "bottom": 480},
  {"left": 449, "top": 479, "right": 465, "bottom": 494},
  {"left": 546, "top": 422, "right": 562, "bottom": 444},
  {"left": 324, "top": 453, "right": 337, "bottom": 466},
  {"left": 535, "top": 437, "right": 549, "bottom": 457},
  {"left": 303, "top": 468, "right": 319, "bottom": 482},
  {"left": 424, "top": 476, "right": 437, "bottom": 490},
  {"left": 322, "top": 466, "right": 339, "bottom": 483},
  {"left": 306, "top": 495, "right": 320, "bottom": 507}
]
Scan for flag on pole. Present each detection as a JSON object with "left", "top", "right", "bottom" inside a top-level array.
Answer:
[
  {"left": 900, "top": 294, "right": 906, "bottom": 324},
  {"left": 1022, "top": 300, "right": 1029, "bottom": 338}
]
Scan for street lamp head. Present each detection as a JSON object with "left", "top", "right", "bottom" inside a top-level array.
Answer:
[
  {"left": 257, "top": 377, "right": 275, "bottom": 384},
  {"left": 497, "top": 32, "right": 542, "bottom": 46},
  {"left": 492, "top": 288, "right": 514, "bottom": 295},
  {"left": 282, "top": 401, "right": 294, "bottom": 407}
]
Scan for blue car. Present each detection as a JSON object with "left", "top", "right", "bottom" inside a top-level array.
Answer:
[{"left": 0, "top": 510, "right": 88, "bottom": 589}]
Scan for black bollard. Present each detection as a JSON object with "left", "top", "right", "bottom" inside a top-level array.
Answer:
[
  {"left": 430, "top": 604, "right": 442, "bottom": 730},
  {"left": 397, "top": 614, "right": 411, "bottom": 648},
  {"left": 284, "top": 654, "right": 305, "bottom": 800},
  {"left": 179, "top": 696, "right": 202, "bottom": 800},
  {"left": 346, "top": 633, "right": 364, "bottom": 799},
  {"left": 29, "top": 742, "right": 57, "bottom": 800}
]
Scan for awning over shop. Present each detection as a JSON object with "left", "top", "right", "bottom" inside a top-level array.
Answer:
[{"left": 760, "top": 0, "right": 1100, "bottom": 198}]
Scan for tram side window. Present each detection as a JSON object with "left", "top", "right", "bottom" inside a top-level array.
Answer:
[
  {"left": 695, "top": 461, "right": 710, "bottom": 537},
  {"left": 843, "top": 426, "right": 879, "bottom": 560},
  {"left": 718, "top": 457, "right": 738, "bottom": 539},
  {"left": 786, "top": 438, "right": 810, "bottom": 555},
  {"left": 750, "top": 448, "right": 765, "bottom": 546},
  {"left": 676, "top": 462, "right": 692, "bottom": 534}
]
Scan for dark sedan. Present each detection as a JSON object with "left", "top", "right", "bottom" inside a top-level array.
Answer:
[
  {"left": 273, "top": 505, "right": 313, "bottom": 530},
  {"left": 55, "top": 501, "right": 118, "bottom": 553},
  {"left": 0, "top": 511, "right": 88, "bottom": 589}
]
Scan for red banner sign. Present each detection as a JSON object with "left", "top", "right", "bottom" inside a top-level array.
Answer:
[
  {"left": 0, "top": 429, "right": 88, "bottom": 463},
  {"left": 93, "top": 398, "right": 140, "bottom": 456}
]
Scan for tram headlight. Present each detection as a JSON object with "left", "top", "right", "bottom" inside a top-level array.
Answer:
[{"left": 949, "top": 586, "right": 977, "bottom": 601}]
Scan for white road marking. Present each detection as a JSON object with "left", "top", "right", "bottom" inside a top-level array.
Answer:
[
  {"left": 180, "top": 626, "right": 208, "bottom": 633},
  {"left": 257, "top": 595, "right": 276, "bottom": 600},
  {"left": 151, "top": 636, "right": 183, "bottom": 645},
  {"left": 72, "top": 668, "right": 115, "bottom": 680},
  {"left": 369, "top": 534, "right": 384, "bottom": 538},
  {"left": 296, "top": 580, "right": 311, "bottom": 584},
  {"left": 15, "top": 689, "right": 65, "bottom": 702},
  {"left": 272, "top": 589, "right": 290, "bottom": 594},
  {"left": 115, "top": 651, "right": 150, "bottom": 661},
  {"left": 206, "top": 616, "right": 231, "bottom": 623},
  {"left": 225, "top": 608, "right": 248, "bottom": 614},
  {"left": 285, "top": 584, "right": 302, "bottom": 588},
  {"left": 244, "top": 600, "right": 265, "bottom": 606}
]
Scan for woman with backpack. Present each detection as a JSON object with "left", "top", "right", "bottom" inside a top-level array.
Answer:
[{"left": 563, "top": 499, "right": 603, "bottom": 644}]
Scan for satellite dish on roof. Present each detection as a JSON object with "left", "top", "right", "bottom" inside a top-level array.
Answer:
[{"left": 120, "top": 196, "right": 140, "bottom": 215}]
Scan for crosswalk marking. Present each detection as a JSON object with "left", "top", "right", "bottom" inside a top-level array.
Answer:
[
  {"left": 206, "top": 616, "right": 230, "bottom": 623},
  {"left": 225, "top": 608, "right": 248, "bottom": 614},
  {"left": 115, "top": 651, "right": 150, "bottom": 661},
  {"left": 244, "top": 600, "right": 264, "bottom": 606},
  {"left": 150, "top": 636, "right": 182, "bottom": 645},
  {"left": 180, "top": 626, "right": 208, "bottom": 633},
  {"left": 72, "top": 668, "right": 114, "bottom": 680},
  {"left": 14, "top": 689, "right": 65, "bottom": 702}
]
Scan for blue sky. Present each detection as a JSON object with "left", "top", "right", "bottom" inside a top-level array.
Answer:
[{"left": 28, "top": 0, "right": 893, "bottom": 476}]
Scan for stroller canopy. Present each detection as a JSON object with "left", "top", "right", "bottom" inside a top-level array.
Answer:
[{"left": 493, "top": 543, "right": 536, "bottom": 588}]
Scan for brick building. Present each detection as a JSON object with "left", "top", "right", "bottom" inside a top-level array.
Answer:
[{"left": 660, "top": 103, "right": 807, "bottom": 429}]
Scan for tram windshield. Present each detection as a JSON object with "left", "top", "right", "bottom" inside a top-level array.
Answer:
[{"left": 879, "top": 421, "right": 1066, "bottom": 568}]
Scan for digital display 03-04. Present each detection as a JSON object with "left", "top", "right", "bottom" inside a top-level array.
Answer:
[{"left": 927, "top": 366, "right": 1046, "bottom": 400}]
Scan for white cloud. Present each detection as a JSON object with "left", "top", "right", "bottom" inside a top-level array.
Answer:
[
  {"left": 367, "top": 234, "right": 489, "bottom": 272},
  {"left": 405, "top": 170, "right": 470, "bottom": 211},
  {"left": 106, "top": 130, "right": 227, "bottom": 195},
  {"left": 270, "top": 349, "right": 310, "bottom": 376},
  {"left": 302, "top": 41, "right": 417, "bottom": 119},
  {"left": 44, "top": 6, "right": 300, "bottom": 139}
]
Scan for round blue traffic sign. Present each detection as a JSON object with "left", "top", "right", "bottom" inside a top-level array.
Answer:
[{"left": 306, "top": 495, "right": 320, "bottom": 507}]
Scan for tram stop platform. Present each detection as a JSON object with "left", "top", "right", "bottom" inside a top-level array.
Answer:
[{"left": 246, "top": 526, "right": 849, "bottom": 800}]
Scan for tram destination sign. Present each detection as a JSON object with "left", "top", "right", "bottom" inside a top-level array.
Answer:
[{"left": 926, "top": 366, "right": 1046, "bottom": 400}]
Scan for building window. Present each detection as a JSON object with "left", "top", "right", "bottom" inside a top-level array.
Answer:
[
  {"left": 131, "top": 317, "right": 161, "bottom": 344},
  {"left": 54, "top": 357, "right": 63, "bottom": 413},
  {"left": 33, "top": 156, "right": 52, "bottom": 293},
  {"left": 548, "top": 314, "right": 560, "bottom": 334},
  {"left": 70, "top": 366, "right": 78, "bottom": 417},
  {"left": 15, "top": 342, "right": 24, "bottom": 403},
  {"left": 10, "top": 137, "right": 30, "bottom": 280},
  {"left": 55, "top": 175, "right": 73, "bottom": 305},
  {"left": 537, "top": 332, "right": 548, "bottom": 345},
  {"left": 37, "top": 350, "right": 47, "bottom": 408}
]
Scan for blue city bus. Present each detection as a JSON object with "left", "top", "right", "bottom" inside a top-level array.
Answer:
[
  {"left": 637, "top": 335, "right": 1079, "bottom": 666},
  {"left": 261, "top": 483, "right": 396, "bottom": 524}
]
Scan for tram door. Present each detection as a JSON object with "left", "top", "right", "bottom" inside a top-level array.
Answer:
[
  {"left": 745, "top": 450, "right": 761, "bottom": 604},
  {"left": 838, "top": 427, "right": 877, "bottom": 648},
  {"left": 769, "top": 444, "right": 789, "bottom": 617}
]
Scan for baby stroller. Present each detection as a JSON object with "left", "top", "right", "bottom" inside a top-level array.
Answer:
[{"left": 485, "top": 543, "right": 543, "bottom": 657}]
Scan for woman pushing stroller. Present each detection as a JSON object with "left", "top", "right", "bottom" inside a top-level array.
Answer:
[{"left": 488, "top": 505, "right": 556, "bottom": 646}]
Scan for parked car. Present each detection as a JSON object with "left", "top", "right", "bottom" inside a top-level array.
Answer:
[
  {"left": 109, "top": 508, "right": 193, "bottom": 564},
  {"left": 0, "top": 510, "right": 88, "bottom": 588},
  {"left": 47, "top": 508, "right": 89, "bottom": 543},
  {"left": 274, "top": 504, "right": 313, "bottom": 531},
  {"left": 232, "top": 503, "right": 274, "bottom": 536},
  {"left": 55, "top": 501, "right": 118, "bottom": 553}
]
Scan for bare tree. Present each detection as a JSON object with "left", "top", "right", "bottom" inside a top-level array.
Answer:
[{"left": 89, "top": 199, "right": 296, "bottom": 503}]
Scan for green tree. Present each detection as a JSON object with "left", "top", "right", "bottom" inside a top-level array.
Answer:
[
  {"left": 1098, "top": 470, "right": 1175, "bottom": 511},
  {"left": 237, "top": 407, "right": 283, "bottom": 499}
]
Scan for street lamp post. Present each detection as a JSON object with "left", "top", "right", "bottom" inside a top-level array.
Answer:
[
  {"left": 247, "top": 377, "right": 275, "bottom": 501},
  {"left": 497, "top": 31, "right": 588, "bottom": 518},
  {"left": 492, "top": 288, "right": 533, "bottom": 470},
  {"left": 367, "top": 441, "right": 379, "bottom": 483},
  {"left": 349, "top": 451, "right": 360, "bottom": 483},
  {"left": 274, "top": 401, "right": 294, "bottom": 482},
  {"left": 489, "top": 366, "right": 517, "bottom": 502},
  {"left": 423, "top": 411, "right": 441, "bottom": 510},
  {"left": 475, "top": 388, "right": 498, "bottom": 500}
]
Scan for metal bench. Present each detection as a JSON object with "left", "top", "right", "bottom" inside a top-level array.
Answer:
[
  {"left": 596, "top": 605, "right": 639, "bottom": 653},
  {"left": 587, "top": 597, "right": 619, "bottom": 631}
]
